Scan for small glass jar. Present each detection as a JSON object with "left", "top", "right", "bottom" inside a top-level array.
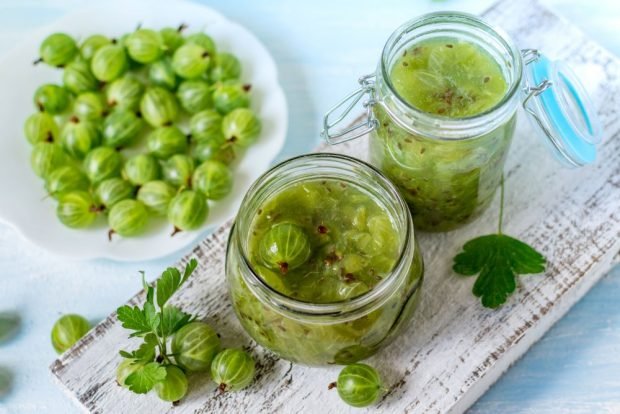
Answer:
[
  {"left": 225, "top": 153, "right": 424, "bottom": 365},
  {"left": 323, "top": 12, "right": 601, "bottom": 232}
]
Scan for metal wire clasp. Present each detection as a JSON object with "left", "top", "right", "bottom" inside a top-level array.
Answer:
[
  {"left": 321, "top": 74, "right": 378, "bottom": 145},
  {"left": 521, "top": 49, "right": 555, "bottom": 141}
]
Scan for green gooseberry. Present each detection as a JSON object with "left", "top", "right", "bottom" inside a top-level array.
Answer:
[
  {"left": 74, "top": 91, "right": 107, "bottom": 121},
  {"left": 62, "top": 59, "right": 98, "bottom": 94},
  {"left": 168, "top": 190, "right": 208, "bottom": 233},
  {"left": 192, "top": 160, "right": 233, "bottom": 200},
  {"left": 51, "top": 314, "right": 90, "bottom": 353},
  {"left": 0, "top": 366, "right": 11, "bottom": 398},
  {"left": 108, "top": 199, "right": 149, "bottom": 238},
  {"left": 24, "top": 112, "right": 58, "bottom": 145},
  {"left": 171, "top": 43, "right": 211, "bottom": 79},
  {"left": 189, "top": 109, "right": 223, "bottom": 143},
  {"left": 153, "top": 365, "right": 188, "bottom": 403},
  {"left": 34, "top": 84, "right": 70, "bottom": 114},
  {"left": 185, "top": 33, "right": 216, "bottom": 56},
  {"left": 210, "top": 348, "right": 255, "bottom": 393},
  {"left": 148, "top": 57, "right": 178, "bottom": 90},
  {"left": 259, "top": 222, "right": 312, "bottom": 274},
  {"left": 176, "top": 80, "right": 212, "bottom": 114},
  {"left": 95, "top": 177, "right": 135, "bottom": 209},
  {"left": 102, "top": 109, "right": 144, "bottom": 148},
  {"left": 60, "top": 116, "right": 101, "bottom": 159},
  {"left": 38, "top": 33, "right": 78, "bottom": 67},
  {"left": 125, "top": 28, "right": 164, "bottom": 64},
  {"left": 212, "top": 82, "right": 250, "bottom": 114},
  {"left": 162, "top": 154, "right": 194, "bottom": 187},
  {"left": 91, "top": 44, "right": 128, "bottom": 82},
  {"left": 80, "top": 34, "right": 111, "bottom": 62},
  {"left": 146, "top": 125, "right": 188, "bottom": 159},
  {"left": 45, "top": 165, "right": 90, "bottom": 198},
  {"left": 123, "top": 153, "right": 160, "bottom": 186},
  {"left": 56, "top": 191, "right": 102, "bottom": 228},
  {"left": 140, "top": 86, "right": 179, "bottom": 127},
  {"left": 209, "top": 52, "right": 241, "bottom": 82},
  {"left": 333, "top": 363, "right": 384, "bottom": 408},
  {"left": 0, "top": 312, "right": 21, "bottom": 344},
  {"left": 106, "top": 76, "right": 144, "bottom": 110},
  {"left": 171, "top": 321, "right": 221, "bottom": 372},
  {"left": 160, "top": 26, "right": 185, "bottom": 53},
  {"left": 192, "top": 140, "right": 236, "bottom": 165},
  {"left": 30, "top": 142, "right": 67, "bottom": 178},
  {"left": 116, "top": 359, "right": 142, "bottom": 388},
  {"left": 83, "top": 146, "right": 123, "bottom": 184},
  {"left": 136, "top": 180, "right": 176, "bottom": 216},
  {"left": 222, "top": 108, "right": 261, "bottom": 147}
]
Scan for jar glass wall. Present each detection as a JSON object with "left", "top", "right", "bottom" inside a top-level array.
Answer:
[
  {"left": 368, "top": 12, "right": 523, "bottom": 232},
  {"left": 225, "top": 154, "right": 423, "bottom": 365}
]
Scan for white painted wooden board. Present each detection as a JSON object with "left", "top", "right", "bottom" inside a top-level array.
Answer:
[{"left": 50, "top": 0, "right": 620, "bottom": 412}]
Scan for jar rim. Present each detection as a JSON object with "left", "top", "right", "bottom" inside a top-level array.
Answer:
[
  {"left": 379, "top": 11, "right": 524, "bottom": 139},
  {"left": 230, "top": 153, "right": 417, "bottom": 321}
]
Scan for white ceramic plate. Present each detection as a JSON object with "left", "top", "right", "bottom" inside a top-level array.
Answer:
[{"left": 0, "top": 0, "right": 287, "bottom": 261}]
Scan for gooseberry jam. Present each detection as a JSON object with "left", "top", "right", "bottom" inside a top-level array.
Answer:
[
  {"left": 226, "top": 154, "right": 423, "bottom": 365},
  {"left": 324, "top": 12, "right": 525, "bottom": 232}
]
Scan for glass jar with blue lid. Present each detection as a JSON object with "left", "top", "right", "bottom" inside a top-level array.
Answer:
[{"left": 323, "top": 11, "right": 602, "bottom": 232}]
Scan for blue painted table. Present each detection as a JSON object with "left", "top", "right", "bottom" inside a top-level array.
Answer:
[{"left": 0, "top": 0, "right": 618, "bottom": 412}]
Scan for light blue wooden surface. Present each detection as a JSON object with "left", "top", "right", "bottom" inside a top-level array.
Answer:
[{"left": 0, "top": 0, "right": 618, "bottom": 413}]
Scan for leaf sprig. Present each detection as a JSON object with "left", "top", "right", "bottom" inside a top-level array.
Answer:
[
  {"left": 116, "top": 258, "right": 198, "bottom": 394},
  {"left": 452, "top": 176, "right": 546, "bottom": 308}
]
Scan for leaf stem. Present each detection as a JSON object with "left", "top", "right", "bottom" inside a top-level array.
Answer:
[{"left": 498, "top": 174, "right": 505, "bottom": 235}]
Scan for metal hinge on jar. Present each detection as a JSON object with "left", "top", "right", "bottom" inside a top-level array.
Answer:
[{"left": 321, "top": 74, "right": 378, "bottom": 144}]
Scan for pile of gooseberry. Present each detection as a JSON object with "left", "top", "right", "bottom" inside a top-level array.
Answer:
[{"left": 26, "top": 27, "right": 262, "bottom": 238}]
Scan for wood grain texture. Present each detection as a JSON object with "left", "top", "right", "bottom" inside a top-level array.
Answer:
[{"left": 50, "top": 0, "right": 620, "bottom": 412}]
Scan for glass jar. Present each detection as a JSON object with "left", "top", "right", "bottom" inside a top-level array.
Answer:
[
  {"left": 323, "top": 12, "right": 601, "bottom": 232},
  {"left": 225, "top": 153, "right": 424, "bottom": 366}
]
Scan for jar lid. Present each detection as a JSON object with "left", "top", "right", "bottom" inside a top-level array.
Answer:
[{"left": 522, "top": 50, "right": 602, "bottom": 167}]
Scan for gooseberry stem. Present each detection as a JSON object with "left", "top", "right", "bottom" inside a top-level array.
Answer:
[
  {"left": 498, "top": 174, "right": 505, "bottom": 235},
  {"left": 328, "top": 382, "right": 337, "bottom": 390}
]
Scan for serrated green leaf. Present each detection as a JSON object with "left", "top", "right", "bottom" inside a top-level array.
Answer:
[
  {"left": 125, "top": 362, "right": 166, "bottom": 394},
  {"left": 117, "top": 306, "right": 151, "bottom": 333},
  {"left": 181, "top": 258, "right": 198, "bottom": 284},
  {"left": 0, "top": 312, "right": 20, "bottom": 344},
  {"left": 453, "top": 234, "right": 546, "bottom": 308},
  {"left": 158, "top": 306, "right": 192, "bottom": 337},
  {"left": 119, "top": 350, "right": 133, "bottom": 358},
  {"left": 143, "top": 303, "right": 159, "bottom": 332},
  {"left": 156, "top": 267, "right": 181, "bottom": 308},
  {"left": 120, "top": 333, "right": 157, "bottom": 363},
  {"left": 141, "top": 271, "right": 154, "bottom": 306}
]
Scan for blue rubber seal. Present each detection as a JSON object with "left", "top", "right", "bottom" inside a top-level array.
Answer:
[{"left": 526, "top": 54, "right": 601, "bottom": 166}]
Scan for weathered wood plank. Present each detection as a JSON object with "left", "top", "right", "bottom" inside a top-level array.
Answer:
[{"left": 50, "top": 0, "right": 620, "bottom": 412}]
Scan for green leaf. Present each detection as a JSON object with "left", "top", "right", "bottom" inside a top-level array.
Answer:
[
  {"left": 156, "top": 260, "right": 199, "bottom": 308},
  {"left": 117, "top": 305, "right": 151, "bottom": 333},
  {"left": 0, "top": 312, "right": 20, "bottom": 344},
  {"left": 181, "top": 258, "right": 198, "bottom": 284},
  {"left": 156, "top": 267, "right": 181, "bottom": 308},
  {"left": 159, "top": 306, "right": 192, "bottom": 337},
  {"left": 143, "top": 302, "right": 160, "bottom": 332},
  {"left": 125, "top": 362, "right": 167, "bottom": 394},
  {"left": 119, "top": 333, "right": 158, "bottom": 363},
  {"left": 453, "top": 234, "right": 546, "bottom": 308},
  {"left": 141, "top": 271, "right": 154, "bottom": 306}
]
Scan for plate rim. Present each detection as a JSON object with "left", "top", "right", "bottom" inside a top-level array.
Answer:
[{"left": 0, "top": 0, "right": 288, "bottom": 262}]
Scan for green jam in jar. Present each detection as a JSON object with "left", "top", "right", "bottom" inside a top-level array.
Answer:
[
  {"left": 247, "top": 180, "right": 401, "bottom": 303},
  {"left": 226, "top": 154, "right": 423, "bottom": 365},
  {"left": 369, "top": 36, "right": 516, "bottom": 232}
]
